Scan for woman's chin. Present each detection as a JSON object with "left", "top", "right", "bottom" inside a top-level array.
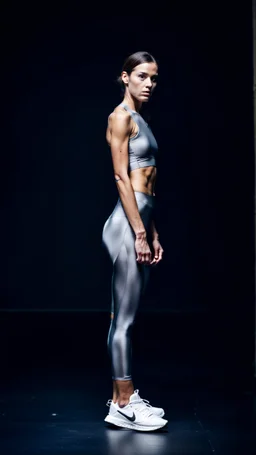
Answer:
[{"left": 140, "top": 97, "right": 150, "bottom": 103}]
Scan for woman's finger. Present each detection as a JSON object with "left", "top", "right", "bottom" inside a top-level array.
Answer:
[
  {"left": 156, "top": 250, "right": 163, "bottom": 263},
  {"left": 136, "top": 252, "right": 142, "bottom": 262}
]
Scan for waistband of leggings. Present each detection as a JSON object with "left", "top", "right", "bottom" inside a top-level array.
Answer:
[{"left": 116, "top": 191, "right": 155, "bottom": 209}]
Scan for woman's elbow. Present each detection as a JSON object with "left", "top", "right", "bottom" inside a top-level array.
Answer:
[{"left": 114, "top": 172, "right": 130, "bottom": 184}]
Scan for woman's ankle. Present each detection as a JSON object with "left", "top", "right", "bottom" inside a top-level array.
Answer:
[
  {"left": 118, "top": 399, "right": 130, "bottom": 408},
  {"left": 117, "top": 389, "right": 134, "bottom": 407},
  {"left": 114, "top": 379, "right": 134, "bottom": 407}
]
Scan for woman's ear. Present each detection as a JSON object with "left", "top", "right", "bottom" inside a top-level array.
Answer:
[{"left": 121, "top": 71, "right": 129, "bottom": 85}]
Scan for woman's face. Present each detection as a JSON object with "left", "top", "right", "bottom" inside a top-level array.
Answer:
[{"left": 122, "top": 62, "right": 158, "bottom": 102}]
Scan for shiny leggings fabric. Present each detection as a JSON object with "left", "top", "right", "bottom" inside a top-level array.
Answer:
[{"left": 102, "top": 191, "right": 155, "bottom": 380}]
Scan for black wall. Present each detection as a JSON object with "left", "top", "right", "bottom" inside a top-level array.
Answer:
[{"left": 1, "top": 3, "right": 254, "bottom": 321}]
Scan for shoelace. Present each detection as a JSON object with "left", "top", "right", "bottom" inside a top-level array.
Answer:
[
  {"left": 133, "top": 390, "right": 154, "bottom": 408},
  {"left": 131, "top": 402, "right": 154, "bottom": 417},
  {"left": 142, "top": 398, "right": 153, "bottom": 408}
]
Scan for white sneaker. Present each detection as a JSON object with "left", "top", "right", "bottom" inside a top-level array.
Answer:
[
  {"left": 106, "top": 389, "right": 165, "bottom": 418},
  {"left": 104, "top": 394, "right": 168, "bottom": 431},
  {"left": 130, "top": 389, "right": 165, "bottom": 418}
]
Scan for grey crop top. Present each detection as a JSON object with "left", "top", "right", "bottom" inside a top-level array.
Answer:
[{"left": 120, "top": 103, "right": 158, "bottom": 172}]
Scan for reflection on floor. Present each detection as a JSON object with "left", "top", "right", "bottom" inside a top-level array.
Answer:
[{"left": 1, "top": 311, "right": 255, "bottom": 454}]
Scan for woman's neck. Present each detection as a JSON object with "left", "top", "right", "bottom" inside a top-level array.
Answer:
[{"left": 122, "top": 96, "right": 142, "bottom": 113}]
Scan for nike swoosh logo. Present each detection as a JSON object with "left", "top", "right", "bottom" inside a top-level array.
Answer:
[{"left": 117, "top": 410, "right": 136, "bottom": 422}]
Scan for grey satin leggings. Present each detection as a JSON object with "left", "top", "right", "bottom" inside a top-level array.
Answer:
[{"left": 102, "top": 191, "right": 156, "bottom": 380}]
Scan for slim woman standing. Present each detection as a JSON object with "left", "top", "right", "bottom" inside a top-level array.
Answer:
[{"left": 102, "top": 51, "right": 167, "bottom": 431}]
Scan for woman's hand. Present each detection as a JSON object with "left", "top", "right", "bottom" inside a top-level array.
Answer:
[
  {"left": 135, "top": 232, "right": 152, "bottom": 264},
  {"left": 150, "top": 238, "right": 164, "bottom": 266}
]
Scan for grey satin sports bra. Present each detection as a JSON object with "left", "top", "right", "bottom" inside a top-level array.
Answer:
[{"left": 120, "top": 103, "right": 158, "bottom": 172}]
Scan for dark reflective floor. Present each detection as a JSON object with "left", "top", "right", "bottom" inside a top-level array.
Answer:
[{"left": 1, "top": 311, "right": 255, "bottom": 454}]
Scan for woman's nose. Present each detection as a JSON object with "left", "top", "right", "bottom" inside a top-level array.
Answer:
[{"left": 146, "top": 78, "right": 153, "bottom": 87}]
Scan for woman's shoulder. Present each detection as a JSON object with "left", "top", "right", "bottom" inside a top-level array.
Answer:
[{"left": 108, "top": 104, "right": 131, "bottom": 127}]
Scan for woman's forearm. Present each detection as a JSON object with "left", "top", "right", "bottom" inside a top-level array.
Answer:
[
  {"left": 150, "top": 219, "right": 159, "bottom": 240},
  {"left": 116, "top": 177, "right": 146, "bottom": 236}
]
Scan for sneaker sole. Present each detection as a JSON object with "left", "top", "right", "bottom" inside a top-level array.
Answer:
[{"left": 104, "top": 414, "right": 168, "bottom": 432}]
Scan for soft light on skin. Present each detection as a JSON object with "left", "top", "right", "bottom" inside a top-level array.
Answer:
[{"left": 121, "top": 62, "right": 158, "bottom": 112}]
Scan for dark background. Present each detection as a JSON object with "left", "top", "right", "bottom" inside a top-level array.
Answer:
[{"left": 1, "top": 2, "right": 255, "bottom": 386}]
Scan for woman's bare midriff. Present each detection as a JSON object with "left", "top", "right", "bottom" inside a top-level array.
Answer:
[{"left": 129, "top": 166, "right": 157, "bottom": 196}]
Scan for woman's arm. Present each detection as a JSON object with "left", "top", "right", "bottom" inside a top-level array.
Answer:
[
  {"left": 109, "top": 110, "right": 146, "bottom": 237},
  {"left": 150, "top": 219, "right": 159, "bottom": 240},
  {"left": 150, "top": 218, "right": 164, "bottom": 265}
]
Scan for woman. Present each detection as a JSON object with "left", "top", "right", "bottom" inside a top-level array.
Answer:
[{"left": 102, "top": 51, "right": 167, "bottom": 431}]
